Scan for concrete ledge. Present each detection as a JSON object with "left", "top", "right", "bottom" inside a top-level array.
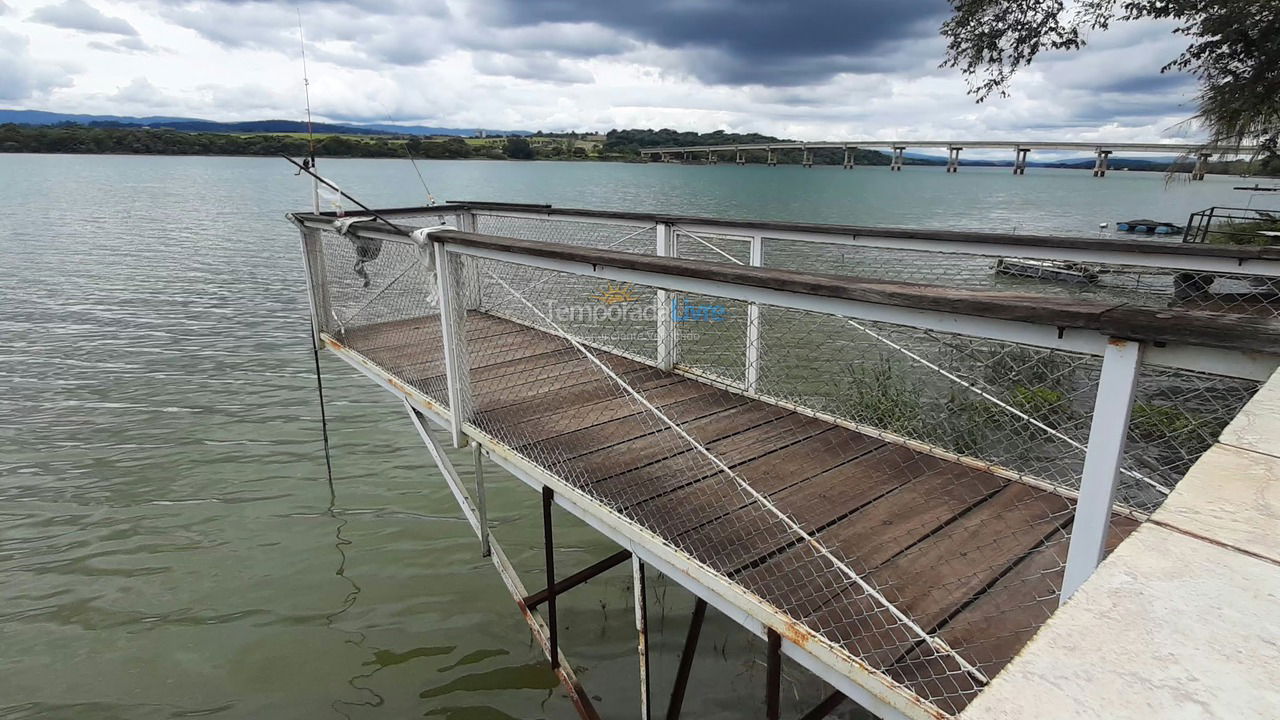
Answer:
[
  {"left": 960, "top": 524, "right": 1280, "bottom": 720},
  {"left": 1152, "top": 443, "right": 1280, "bottom": 564},
  {"left": 1222, "top": 371, "right": 1280, "bottom": 460}
]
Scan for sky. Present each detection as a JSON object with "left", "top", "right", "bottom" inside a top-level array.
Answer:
[{"left": 0, "top": 0, "right": 1208, "bottom": 148}]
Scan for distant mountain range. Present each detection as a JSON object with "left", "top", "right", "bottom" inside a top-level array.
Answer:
[{"left": 0, "top": 109, "right": 531, "bottom": 137}]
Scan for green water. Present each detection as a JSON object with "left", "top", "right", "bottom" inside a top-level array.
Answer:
[{"left": 0, "top": 154, "right": 1262, "bottom": 719}]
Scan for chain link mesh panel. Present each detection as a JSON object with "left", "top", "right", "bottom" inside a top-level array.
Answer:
[{"left": 298, "top": 212, "right": 1266, "bottom": 716}]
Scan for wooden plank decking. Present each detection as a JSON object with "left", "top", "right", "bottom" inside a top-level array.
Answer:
[{"left": 337, "top": 311, "right": 1139, "bottom": 715}]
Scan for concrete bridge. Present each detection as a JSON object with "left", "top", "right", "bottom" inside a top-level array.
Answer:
[{"left": 639, "top": 141, "right": 1262, "bottom": 179}]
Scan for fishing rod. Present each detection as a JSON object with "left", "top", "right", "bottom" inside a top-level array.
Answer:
[{"left": 280, "top": 154, "right": 413, "bottom": 235}]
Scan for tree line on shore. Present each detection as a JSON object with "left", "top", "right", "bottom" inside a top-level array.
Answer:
[{"left": 2, "top": 122, "right": 1276, "bottom": 175}]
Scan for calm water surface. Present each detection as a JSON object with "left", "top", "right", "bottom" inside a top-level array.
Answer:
[{"left": 0, "top": 154, "right": 1264, "bottom": 719}]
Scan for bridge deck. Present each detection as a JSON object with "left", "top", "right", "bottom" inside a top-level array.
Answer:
[{"left": 341, "top": 310, "right": 1139, "bottom": 715}]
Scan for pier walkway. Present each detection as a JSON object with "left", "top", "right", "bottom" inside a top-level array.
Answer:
[{"left": 290, "top": 202, "right": 1280, "bottom": 719}]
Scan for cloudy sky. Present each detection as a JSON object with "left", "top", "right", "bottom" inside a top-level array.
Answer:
[{"left": 1, "top": 0, "right": 1206, "bottom": 144}]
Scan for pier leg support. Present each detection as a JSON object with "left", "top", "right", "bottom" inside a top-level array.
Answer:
[
  {"left": 946, "top": 146, "right": 962, "bottom": 173},
  {"left": 473, "top": 442, "right": 490, "bottom": 557},
  {"left": 1093, "top": 150, "right": 1112, "bottom": 177},
  {"left": 802, "top": 148, "right": 813, "bottom": 168},
  {"left": 542, "top": 486, "right": 559, "bottom": 670},
  {"left": 708, "top": 150, "right": 717, "bottom": 165},
  {"left": 890, "top": 146, "right": 905, "bottom": 171},
  {"left": 736, "top": 150, "right": 745, "bottom": 165},
  {"left": 767, "top": 148, "right": 777, "bottom": 167},
  {"left": 766, "top": 629, "right": 782, "bottom": 720},
  {"left": 842, "top": 146, "right": 853, "bottom": 169},
  {"left": 666, "top": 598, "right": 707, "bottom": 720},
  {"left": 1061, "top": 337, "right": 1143, "bottom": 603},
  {"left": 634, "top": 557, "right": 652, "bottom": 720}
]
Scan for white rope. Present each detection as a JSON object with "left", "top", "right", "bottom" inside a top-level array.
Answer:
[
  {"left": 482, "top": 267, "right": 991, "bottom": 686},
  {"left": 677, "top": 226, "right": 1166, "bottom": 495}
]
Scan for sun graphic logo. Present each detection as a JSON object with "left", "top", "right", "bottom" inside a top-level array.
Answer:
[{"left": 592, "top": 282, "right": 640, "bottom": 305}]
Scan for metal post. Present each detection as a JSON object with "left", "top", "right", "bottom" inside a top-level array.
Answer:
[
  {"left": 433, "top": 239, "right": 470, "bottom": 447},
  {"left": 542, "top": 485, "right": 559, "bottom": 670},
  {"left": 634, "top": 556, "right": 651, "bottom": 720},
  {"left": 666, "top": 598, "right": 707, "bottom": 720},
  {"left": 656, "top": 222, "right": 677, "bottom": 371},
  {"left": 745, "top": 235, "right": 764, "bottom": 393},
  {"left": 473, "top": 442, "right": 490, "bottom": 557},
  {"left": 1061, "top": 337, "right": 1143, "bottom": 604},
  {"left": 766, "top": 628, "right": 782, "bottom": 720}
]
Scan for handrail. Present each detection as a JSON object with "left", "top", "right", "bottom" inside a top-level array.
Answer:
[
  {"left": 334, "top": 220, "right": 1278, "bottom": 357},
  {"left": 305, "top": 203, "right": 1280, "bottom": 262}
]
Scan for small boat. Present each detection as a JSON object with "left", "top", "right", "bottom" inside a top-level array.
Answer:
[
  {"left": 994, "top": 258, "right": 1101, "bottom": 284},
  {"left": 1116, "top": 219, "right": 1184, "bottom": 234}
]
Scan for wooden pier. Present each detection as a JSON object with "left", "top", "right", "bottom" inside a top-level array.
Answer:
[{"left": 291, "top": 203, "right": 1280, "bottom": 719}]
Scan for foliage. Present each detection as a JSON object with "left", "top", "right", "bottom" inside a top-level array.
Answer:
[
  {"left": 504, "top": 136, "right": 535, "bottom": 160},
  {"left": 842, "top": 358, "right": 924, "bottom": 436},
  {"left": 1204, "top": 217, "right": 1280, "bottom": 246},
  {"left": 1129, "top": 403, "right": 1203, "bottom": 444},
  {"left": 0, "top": 123, "right": 483, "bottom": 159},
  {"left": 940, "top": 0, "right": 1280, "bottom": 156}
]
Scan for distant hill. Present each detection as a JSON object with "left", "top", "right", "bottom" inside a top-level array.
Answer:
[{"left": 0, "top": 109, "right": 532, "bottom": 138}]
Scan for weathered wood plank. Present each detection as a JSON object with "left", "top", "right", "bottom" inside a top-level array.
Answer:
[
  {"left": 501, "top": 379, "right": 718, "bottom": 448},
  {"left": 608, "top": 415, "right": 831, "bottom": 516},
  {"left": 527, "top": 390, "right": 749, "bottom": 467},
  {"left": 885, "top": 516, "right": 1141, "bottom": 715},
  {"left": 736, "top": 452, "right": 1006, "bottom": 620},
  {"left": 807, "top": 483, "right": 1072, "bottom": 670},
  {"left": 568, "top": 400, "right": 787, "bottom": 485}
]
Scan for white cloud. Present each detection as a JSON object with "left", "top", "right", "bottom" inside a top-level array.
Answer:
[
  {"left": 0, "top": 28, "right": 76, "bottom": 103},
  {"left": 29, "top": 0, "right": 137, "bottom": 36},
  {"left": 0, "top": 0, "right": 1208, "bottom": 145}
]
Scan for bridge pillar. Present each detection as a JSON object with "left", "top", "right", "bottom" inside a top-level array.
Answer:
[
  {"left": 802, "top": 147, "right": 813, "bottom": 168},
  {"left": 1092, "top": 149, "right": 1112, "bottom": 177},
  {"left": 707, "top": 149, "right": 717, "bottom": 165},
  {"left": 1013, "top": 147, "right": 1029, "bottom": 175},
  {"left": 735, "top": 148, "right": 745, "bottom": 165},
  {"left": 842, "top": 145, "right": 854, "bottom": 169},
  {"left": 946, "top": 146, "right": 962, "bottom": 173},
  {"left": 890, "top": 146, "right": 905, "bottom": 171},
  {"left": 1191, "top": 152, "right": 1212, "bottom": 180},
  {"left": 767, "top": 147, "right": 777, "bottom": 167}
]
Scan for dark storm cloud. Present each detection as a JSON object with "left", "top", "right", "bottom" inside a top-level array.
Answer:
[
  {"left": 30, "top": 0, "right": 138, "bottom": 36},
  {"left": 476, "top": 0, "right": 949, "bottom": 85},
  {"left": 1095, "top": 71, "right": 1194, "bottom": 95}
]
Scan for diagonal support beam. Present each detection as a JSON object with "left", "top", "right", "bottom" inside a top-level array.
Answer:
[
  {"left": 524, "top": 549, "right": 632, "bottom": 609},
  {"left": 666, "top": 598, "right": 708, "bottom": 720},
  {"left": 799, "top": 691, "right": 847, "bottom": 720},
  {"left": 403, "top": 402, "right": 600, "bottom": 719}
]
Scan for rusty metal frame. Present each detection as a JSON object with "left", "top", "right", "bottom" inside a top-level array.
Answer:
[
  {"left": 666, "top": 598, "right": 707, "bottom": 720},
  {"left": 400, "top": 400, "right": 602, "bottom": 720},
  {"left": 524, "top": 549, "right": 632, "bottom": 609},
  {"left": 321, "top": 332, "right": 930, "bottom": 720}
]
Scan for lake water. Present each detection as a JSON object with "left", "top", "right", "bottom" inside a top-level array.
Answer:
[{"left": 0, "top": 154, "right": 1266, "bottom": 720}]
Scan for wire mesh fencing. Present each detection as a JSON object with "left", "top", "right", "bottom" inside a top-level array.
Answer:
[{"left": 297, "top": 212, "right": 1266, "bottom": 716}]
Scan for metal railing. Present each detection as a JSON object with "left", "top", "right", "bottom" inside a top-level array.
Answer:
[{"left": 291, "top": 204, "right": 1280, "bottom": 717}]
